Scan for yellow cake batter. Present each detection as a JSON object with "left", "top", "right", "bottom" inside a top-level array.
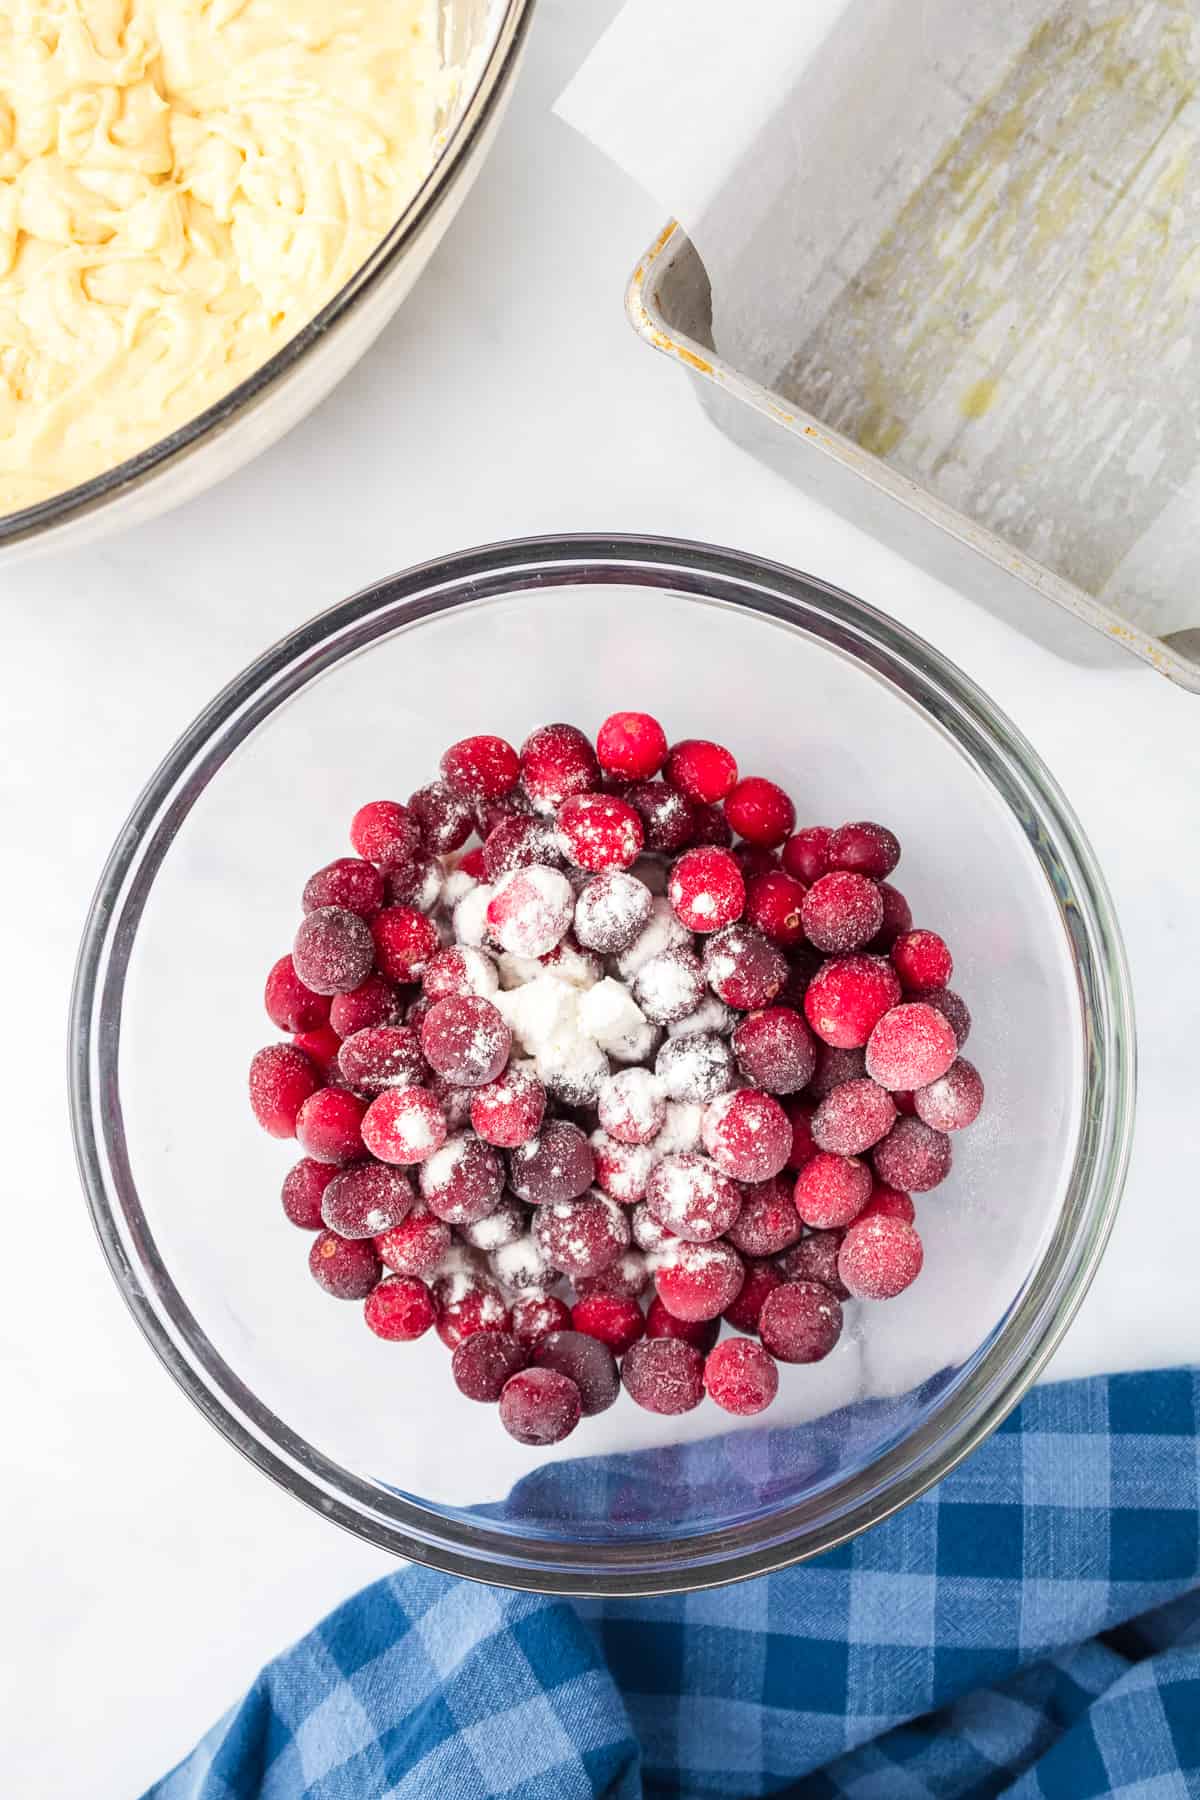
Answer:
[{"left": 0, "top": 0, "right": 449, "bottom": 514}]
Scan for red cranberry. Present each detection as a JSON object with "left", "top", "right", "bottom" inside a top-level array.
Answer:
[
  {"left": 807, "top": 1043, "right": 867, "bottom": 1099},
  {"left": 292, "top": 907, "right": 375, "bottom": 997},
  {"left": 645, "top": 1152, "right": 742, "bottom": 1243},
  {"left": 686, "top": 803, "right": 735, "bottom": 849},
  {"left": 330, "top": 974, "right": 403, "bottom": 1036},
  {"left": 482, "top": 815, "right": 561, "bottom": 882},
  {"left": 793, "top": 1151, "right": 872, "bottom": 1228},
  {"left": 839, "top": 1215, "right": 924, "bottom": 1299},
  {"left": 408, "top": 781, "right": 474, "bottom": 853},
  {"left": 371, "top": 907, "right": 440, "bottom": 983},
  {"left": 759, "top": 1280, "right": 843, "bottom": 1363},
  {"left": 423, "top": 946, "right": 498, "bottom": 1002},
  {"left": 533, "top": 1193, "right": 629, "bottom": 1280},
  {"left": 801, "top": 873, "right": 884, "bottom": 954},
  {"left": 632, "top": 946, "right": 706, "bottom": 1025},
  {"left": 724, "top": 776, "right": 795, "bottom": 848},
  {"left": 557, "top": 793, "right": 644, "bottom": 871},
  {"left": 499, "top": 1367, "right": 582, "bottom": 1444},
  {"left": 701, "top": 1089, "right": 791, "bottom": 1182},
  {"left": 828, "top": 820, "right": 900, "bottom": 879},
  {"left": 655, "top": 1033, "right": 736, "bottom": 1104},
  {"left": 732, "top": 1007, "right": 817, "bottom": 1094},
  {"left": 891, "top": 929, "right": 953, "bottom": 994},
  {"left": 531, "top": 1330, "right": 621, "bottom": 1416},
  {"left": 644, "top": 1296, "right": 719, "bottom": 1353},
  {"left": 508, "top": 1120, "right": 594, "bottom": 1204},
  {"left": 727, "top": 1177, "right": 803, "bottom": 1258},
  {"left": 782, "top": 826, "right": 832, "bottom": 885},
  {"left": 419, "top": 995, "right": 511, "bottom": 1088},
  {"left": 734, "top": 843, "right": 780, "bottom": 881},
  {"left": 458, "top": 846, "right": 487, "bottom": 879},
  {"left": 440, "top": 735, "right": 520, "bottom": 801},
  {"left": 631, "top": 1203, "right": 675, "bottom": 1254},
  {"left": 722, "top": 1257, "right": 785, "bottom": 1333},
  {"left": 386, "top": 854, "right": 443, "bottom": 912},
  {"left": 705, "top": 1338, "right": 779, "bottom": 1414},
  {"left": 925, "top": 987, "right": 972, "bottom": 1047},
  {"left": 490, "top": 1230, "right": 557, "bottom": 1292},
  {"left": 511, "top": 1292, "right": 572, "bottom": 1347},
  {"left": 428, "top": 1070, "right": 474, "bottom": 1129},
  {"left": 597, "top": 1068, "right": 666, "bottom": 1144},
  {"left": 295, "top": 1086, "right": 367, "bottom": 1164},
  {"left": 337, "top": 1025, "right": 426, "bottom": 1094},
  {"left": 866, "top": 1002, "right": 957, "bottom": 1090},
  {"left": 776, "top": 1231, "right": 849, "bottom": 1300},
  {"left": 364, "top": 1275, "right": 435, "bottom": 1341},
  {"left": 811, "top": 1079, "right": 897, "bottom": 1156},
  {"left": 573, "top": 871, "right": 654, "bottom": 954},
  {"left": 321, "top": 1163, "right": 413, "bottom": 1238},
  {"left": 302, "top": 858, "right": 386, "bottom": 920},
  {"left": 664, "top": 738, "right": 739, "bottom": 804},
  {"left": 596, "top": 712, "right": 669, "bottom": 781},
  {"left": 873, "top": 1117, "right": 952, "bottom": 1192},
  {"left": 871, "top": 882, "right": 913, "bottom": 949},
  {"left": 459, "top": 1192, "right": 526, "bottom": 1252},
  {"left": 451, "top": 1330, "right": 529, "bottom": 1401},
  {"left": 473, "top": 787, "right": 532, "bottom": 837},
  {"left": 519, "top": 723, "right": 600, "bottom": 810},
  {"left": 470, "top": 1067, "right": 546, "bottom": 1147},
  {"left": 745, "top": 870, "right": 808, "bottom": 947},
  {"left": 914, "top": 1058, "right": 983, "bottom": 1132},
  {"left": 783, "top": 1098, "right": 818, "bottom": 1170},
  {"left": 858, "top": 1184, "right": 915, "bottom": 1224},
  {"left": 292, "top": 1025, "right": 342, "bottom": 1077},
  {"left": 281, "top": 1158, "right": 339, "bottom": 1229},
  {"left": 668, "top": 847, "right": 746, "bottom": 933},
  {"left": 591, "top": 1131, "right": 656, "bottom": 1203},
  {"left": 308, "top": 1229, "right": 379, "bottom": 1299},
  {"left": 362, "top": 1086, "right": 447, "bottom": 1165},
  {"left": 570, "top": 1293, "right": 645, "bottom": 1356},
  {"left": 375, "top": 1202, "right": 451, "bottom": 1277},
  {"left": 486, "top": 865, "right": 574, "bottom": 957},
  {"left": 624, "top": 780, "right": 696, "bottom": 853},
  {"left": 622, "top": 1335, "right": 706, "bottom": 1414},
  {"left": 803, "top": 955, "right": 902, "bottom": 1050},
  {"left": 573, "top": 1249, "right": 651, "bottom": 1300},
  {"left": 350, "top": 800, "right": 421, "bottom": 872},
  {"left": 419, "top": 1131, "right": 504, "bottom": 1224},
  {"left": 264, "top": 956, "right": 332, "bottom": 1035},
  {"left": 655, "top": 1239, "right": 744, "bottom": 1322},
  {"left": 703, "top": 923, "right": 787, "bottom": 1009},
  {"left": 432, "top": 1266, "right": 511, "bottom": 1348}
]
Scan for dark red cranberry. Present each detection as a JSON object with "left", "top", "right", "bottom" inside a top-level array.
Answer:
[
  {"left": 624, "top": 780, "right": 696, "bottom": 853},
  {"left": 472, "top": 787, "right": 532, "bottom": 838},
  {"left": 520, "top": 723, "right": 600, "bottom": 810},
  {"left": 408, "top": 781, "right": 474, "bottom": 853},
  {"left": 727, "top": 1176, "right": 803, "bottom": 1258},
  {"left": 734, "top": 843, "right": 780, "bottom": 881},
  {"left": 308, "top": 1229, "right": 379, "bottom": 1299},
  {"left": 807, "top": 1043, "right": 867, "bottom": 1099},
  {"left": 596, "top": 712, "right": 669, "bottom": 781},
  {"left": 419, "top": 995, "right": 511, "bottom": 1087},
  {"left": 302, "top": 858, "right": 386, "bottom": 919},
  {"left": 664, "top": 739, "right": 739, "bottom": 804},
  {"left": 533, "top": 1193, "right": 629, "bottom": 1280},
  {"left": 511, "top": 1292, "right": 572, "bottom": 1347},
  {"left": 264, "top": 956, "right": 332, "bottom": 1034},
  {"left": 705, "top": 1338, "right": 779, "bottom": 1414},
  {"left": 322, "top": 1162, "right": 413, "bottom": 1237},
  {"left": 249, "top": 1043, "right": 321, "bottom": 1138},
  {"left": 281, "top": 1158, "right": 339, "bottom": 1229},
  {"left": 508, "top": 1119, "right": 594, "bottom": 1204},
  {"left": 419, "top": 1131, "right": 504, "bottom": 1225},
  {"left": 573, "top": 1249, "right": 651, "bottom": 1300},
  {"left": 925, "top": 988, "right": 972, "bottom": 1047},
  {"left": 350, "top": 800, "right": 421, "bottom": 872},
  {"left": 432, "top": 1267, "right": 511, "bottom": 1348},
  {"left": 801, "top": 873, "right": 884, "bottom": 955},
  {"left": 914, "top": 1059, "right": 983, "bottom": 1132},
  {"left": 337, "top": 1025, "right": 426, "bottom": 1094},
  {"left": 702, "top": 923, "right": 787, "bottom": 1009},
  {"left": 722, "top": 1257, "right": 785, "bottom": 1334},
  {"left": 782, "top": 826, "right": 832, "bottom": 885},
  {"left": 783, "top": 1097, "right": 818, "bottom": 1169},
  {"left": 482, "top": 815, "right": 563, "bottom": 883},
  {"left": 451, "top": 1330, "right": 529, "bottom": 1401},
  {"left": 499, "top": 1366, "right": 583, "bottom": 1444},
  {"left": 386, "top": 855, "right": 443, "bottom": 911},
  {"left": 574, "top": 870, "right": 654, "bottom": 953},
  {"left": 364, "top": 1275, "right": 435, "bottom": 1340},
  {"left": 872, "top": 1118, "right": 952, "bottom": 1192},
  {"left": 871, "top": 882, "right": 913, "bottom": 949},
  {"left": 621, "top": 1336, "right": 705, "bottom": 1414},
  {"left": 292, "top": 907, "right": 375, "bottom": 996},
  {"left": 644, "top": 1296, "right": 719, "bottom": 1353},
  {"left": 724, "top": 777, "right": 795, "bottom": 847},
  {"left": 440, "top": 735, "right": 520, "bottom": 800},
  {"left": 645, "top": 1153, "right": 743, "bottom": 1243},
  {"left": 811, "top": 1079, "right": 897, "bottom": 1156},
  {"left": 732, "top": 1007, "right": 817, "bottom": 1094},
  {"left": 776, "top": 1231, "right": 849, "bottom": 1300},
  {"left": 759, "top": 1280, "right": 843, "bottom": 1363},
  {"left": 827, "top": 820, "right": 900, "bottom": 879},
  {"left": 686, "top": 802, "right": 735, "bottom": 848},
  {"left": 655, "top": 1032, "right": 736, "bottom": 1104}
]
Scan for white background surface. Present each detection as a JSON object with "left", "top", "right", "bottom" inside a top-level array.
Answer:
[{"left": 3, "top": 4, "right": 1198, "bottom": 1794}]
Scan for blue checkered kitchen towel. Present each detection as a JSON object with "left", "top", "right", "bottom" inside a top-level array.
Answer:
[{"left": 150, "top": 1368, "right": 1200, "bottom": 1800}]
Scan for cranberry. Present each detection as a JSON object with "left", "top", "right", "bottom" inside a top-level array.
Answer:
[
  {"left": 281, "top": 1158, "right": 339, "bottom": 1229},
  {"left": 871, "top": 882, "right": 913, "bottom": 950},
  {"left": 499, "top": 1367, "right": 582, "bottom": 1444},
  {"left": 337, "top": 1025, "right": 426, "bottom": 1094},
  {"left": 591, "top": 1131, "right": 656, "bottom": 1202},
  {"left": 330, "top": 975, "right": 403, "bottom": 1036},
  {"left": 645, "top": 1152, "right": 742, "bottom": 1243},
  {"left": 872, "top": 1118, "right": 952, "bottom": 1192},
  {"left": 533, "top": 1193, "right": 629, "bottom": 1279},
  {"left": 490, "top": 1231, "right": 557, "bottom": 1293},
  {"left": 557, "top": 793, "right": 644, "bottom": 871},
  {"left": 458, "top": 846, "right": 487, "bottom": 879},
  {"left": 734, "top": 843, "right": 781, "bottom": 881},
  {"left": 865, "top": 1002, "right": 958, "bottom": 1090},
  {"left": 701, "top": 1089, "right": 792, "bottom": 1182},
  {"left": 655, "top": 1033, "right": 736, "bottom": 1104},
  {"left": 727, "top": 1177, "right": 803, "bottom": 1258},
  {"left": 419, "top": 1131, "right": 504, "bottom": 1224},
  {"left": 807, "top": 1043, "right": 867, "bottom": 1099},
  {"left": 419, "top": 995, "right": 511, "bottom": 1087},
  {"left": 803, "top": 955, "right": 901, "bottom": 1051},
  {"left": 664, "top": 739, "right": 739, "bottom": 804},
  {"left": 440, "top": 735, "right": 520, "bottom": 801},
  {"left": 781, "top": 826, "right": 832, "bottom": 885},
  {"left": 574, "top": 871, "right": 654, "bottom": 953},
  {"left": 632, "top": 946, "right": 706, "bottom": 1025},
  {"left": 362, "top": 1086, "right": 447, "bottom": 1165},
  {"left": 295, "top": 1086, "right": 367, "bottom": 1164},
  {"left": 432, "top": 1267, "right": 511, "bottom": 1348},
  {"left": 364, "top": 1275, "right": 435, "bottom": 1341},
  {"left": 723, "top": 1257, "right": 785, "bottom": 1333},
  {"left": 511, "top": 1292, "right": 571, "bottom": 1347},
  {"left": 386, "top": 855, "right": 444, "bottom": 912},
  {"left": 471, "top": 1067, "right": 546, "bottom": 1147},
  {"left": 655, "top": 1239, "right": 744, "bottom": 1322},
  {"left": 596, "top": 712, "right": 669, "bottom": 781},
  {"left": 702, "top": 923, "right": 787, "bottom": 1009},
  {"left": 532, "top": 1329, "right": 621, "bottom": 1416},
  {"left": 292, "top": 1025, "right": 343, "bottom": 1077},
  {"left": 668, "top": 847, "right": 746, "bottom": 933},
  {"left": 624, "top": 780, "right": 696, "bottom": 853},
  {"left": 705, "top": 1338, "right": 779, "bottom": 1414},
  {"left": 408, "top": 781, "right": 474, "bottom": 854},
  {"left": 508, "top": 1120, "right": 594, "bottom": 1204},
  {"left": 428, "top": 1071, "right": 475, "bottom": 1130},
  {"left": 801, "top": 873, "right": 884, "bottom": 954},
  {"left": 724, "top": 776, "right": 795, "bottom": 847},
  {"left": 925, "top": 987, "right": 972, "bottom": 1048},
  {"left": 371, "top": 907, "right": 440, "bottom": 983},
  {"left": 631, "top": 1203, "right": 675, "bottom": 1254},
  {"left": 264, "top": 955, "right": 330, "bottom": 1034},
  {"left": 914, "top": 1058, "right": 983, "bottom": 1132},
  {"left": 597, "top": 1068, "right": 666, "bottom": 1144},
  {"left": 779, "top": 948, "right": 822, "bottom": 1007},
  {"left": 519, "top": 723, "right": 599, "bottom": 811},
  {"left": 486, "top": 865, "right": 574, "bottom": 957},
  {"left": 828, "top": 820, "right": 900, "bottom": 879},
  {"left": 622, "top": 1336, "right": 705, "bottom": 1414},
  {"left": 793, "top": 1151, "right": 872, "bottom": 1228},
  {"left": 302, "top": 858, "right": 386, "bottom": 920},
  {"left": 893, "top": 1089, "right": 919, "bottom": 1116},
  {"left": 571, "top": 1293, "right": 645, "bottom": 1356},
  {"left": 732, "top": 1007, "right": 817, "bottom": 1094},
  {"left": 686, "top": 803, "right": 735, "bottom": 848},
  {"left": 321, "top": 1162, "right": 412, "bottom": 1238},
  {"left": 539, "top": 934, "right": 604, "bottom": 986},
  {"left": 292, "top": 907, "right": 375, "bottom": 997},
  {"left": 423, "top": 946, "right": 499, "bottom": 1002},
  {"left": 759, "top": 1280, "right": 843, "bottom": 1363},
  {"left": 482, "top": 816, "right": 560, "bottom": 883},
  {"left": 644, "top": 1296, "right": 719, "bottom": 1353},
  {"left": 459, "top": 1193, "right": 526, "bottom": 1252},
  {"left": 350, "top": 800, "right": 421, "bottom": 872},
  {"left": 891, "top": 929, "right": 953, "bottom": 994},
  {"left": 574, "top": 1249, "right": 651, "bottom": 1300},
  {"left": 473, "top": 787, "right": 532, "bottom": 837},
  {"left": 839, "top": 1215, "right": 924, "bottom": 1299},
  {"left": 308, "top": 1229, "right": 380, "bottom": 1299},
  {"left": 858, "top": 1184, "right": 916, "bottom": 1224},
  {"left": 811, "top": 1079, "right": 897, "bottom": 1157},
  {"left": 451, "top": 1330, "right": 529, "bottom": 1401},
  {"left": 776, "top": 1231, "right": 849, "bottom": 1300},
  {"left": 744, "top": 870, "right": 808, "bottom": 947},
  {"left": 783, "top": 1097, "right": 818, "bottom": 1170},
  {"left": 375, "top": 1202, "right": 451, "bottom": 1277}
]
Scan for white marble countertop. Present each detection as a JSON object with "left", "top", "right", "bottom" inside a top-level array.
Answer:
[{"left": 3, "top": 5, "right": 1198, "bottom": 1794}]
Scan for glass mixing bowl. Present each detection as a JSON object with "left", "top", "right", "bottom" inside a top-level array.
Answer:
[{"left": 70, "top": 535, "right": 1135, "bottom": 1595}]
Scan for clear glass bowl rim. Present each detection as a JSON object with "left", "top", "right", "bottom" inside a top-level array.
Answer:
[{"left": 69, "top": 533, "right": 1136, "bottom": 1596}]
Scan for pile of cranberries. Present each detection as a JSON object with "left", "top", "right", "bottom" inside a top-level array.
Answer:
[{"left": 250, "top": 714, "right": 983, "bottom": 1447}]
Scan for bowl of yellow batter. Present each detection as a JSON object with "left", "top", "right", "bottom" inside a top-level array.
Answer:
[{"left": 0, "top": 0, "right": 531, "bottom": 555}]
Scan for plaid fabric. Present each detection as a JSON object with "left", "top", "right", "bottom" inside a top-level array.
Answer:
[{"left": 148, "top": 1369, "right": 1200, "bottom": 1800}]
